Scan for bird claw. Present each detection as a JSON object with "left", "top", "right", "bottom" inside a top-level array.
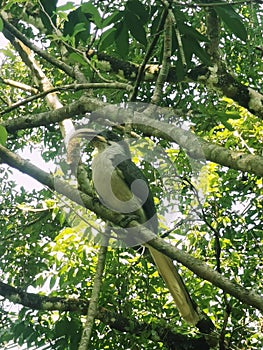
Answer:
[{"left": 119, "top": 214, "right": 141, "bottom": 228}]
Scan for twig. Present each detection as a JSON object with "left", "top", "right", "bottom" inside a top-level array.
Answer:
[
  {"left": 129, "top": 8, "right": 169, "bottom": 101},
  {"left": 172, "top": 0, "right": 263, "bottom": 7},
  {"left": 0, "top": 77, "right": 38, "bottom": 94},
  {"left": 0, "top": 82, "right": 132, "bottom": 115},
  {"left": 183, "top": 177, "right": 222, "bottom": 272},
  {"left": 161, "top": 0, "right": 187, "bottom": 68}
]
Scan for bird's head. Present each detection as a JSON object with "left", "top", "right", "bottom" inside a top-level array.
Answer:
[{"left": 69, "top": 128, "right": 130, "bottom": 154}]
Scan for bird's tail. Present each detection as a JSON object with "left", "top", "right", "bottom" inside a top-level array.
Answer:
[{"left": 148, "top": 246, "right": 200, "bottom": 325}]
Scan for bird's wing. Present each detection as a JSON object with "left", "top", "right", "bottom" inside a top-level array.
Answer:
[
  {"left": 113, "top": 153, "right": 202, "bottom": 324},
  {"left": 112, "top": 152, "right": 158, "bottom": 234}
]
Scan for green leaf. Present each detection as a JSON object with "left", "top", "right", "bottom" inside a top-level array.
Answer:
[
  {"left": 54, "top": 318, "right": 69, "bottom": 337},
  {"left": 215, "top": 110, "right": 241, "bottom": 130},
  {"left": 180, "top": 23, "right": 208, "bottom": 42},
  {"left": 63, "top": 7, "right": 90, "bottom": 45},
  {"left": 14, "top": 323, "right": 25, "bottom": 341},
  {"left": 175, "top": 58, "right": 186, "bottom": 81},
  {"left": 125, "top": 11, "right": 147, "bottom": 46},
  {"left": 115, "top": 21, "right": 129, "bottom": 57},
  {"left": 49, "top": 275, "right": 57, "bottom": 290},
  {"left": 57, "top": 2, "right": 75, "bottom": 12},
  {"left": 216, "top": 111, "right": 241, "bottom": 122},
  {"left": 215, "top": 5, "right": 247, "bottom": 42},
  {"left": 184, "top": 36, "right": 211, "bottom": 65},
  {"left": 0, "top": 125, "right": 7, "bottom": 145},
  {"left": 67, "top": 52, "right": 87, "bottom": 65},
  {"left": 73, "top": 22, "right": 87, "bottom": 37},
  {"left": 103, "top": 11, "right": 123, "bottom": 27},
  {"left": 81, "top": 1, "right": 102, "bottom": 28},
  {"left": 221, "top": 120, "right": 234, "bottom": 131},
  {"left": 126, "top": 0, "right": 149, "bottom": 23},
  {"left": 99, "top": 27, "right": 117, "bottom": 51},
  {"left": 226, "top": 112, "right": 241, "bottom": 119}
]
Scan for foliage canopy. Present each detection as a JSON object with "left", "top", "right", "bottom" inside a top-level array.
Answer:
[{"left": 0, "top": 0, "right": 262, "bottom": 349}]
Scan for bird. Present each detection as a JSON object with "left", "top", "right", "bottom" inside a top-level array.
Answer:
[{"left": 68, "top": 128, "right": 201, "bottom": 326}]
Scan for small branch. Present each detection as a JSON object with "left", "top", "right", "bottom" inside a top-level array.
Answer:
[
  {"left": 82, "top": 53, "right": 116, "bottom": 83},
  {"left": 0, "top": 77, "right": 38, "bottom": 94},
  {"left": 205, "top": 7, "right": 221, "bottom": 62},
  {"left": 2, "top": 96, "right": 105, "bottom": 133},
  {"left": 81, "top": 52, "right": 263, "bottom": 119},
  {"left": 183, "top": 178, "right": 222, "bottom": 272},
  {"left": 80, "top": 52, "right": 263, "bottom": 119},
  {"left": 0, "top": 83, "right": 132, "bottom": 116},
  {"left": 172, "top": 0, "right": 262, "bottom": 7},
  {"left": 78, "top": 233, "right": 109, "bottom": 350},
  {"left": 219, "top": 296, "right": 232, "bottom": 349},
  {"left": 161, "top": 0, "right": 187, "bottom": 67},
  {"left": 151, "top": 14, "right": 172, "bottom": 105},
  {"left": 1, "top": 30, "right": 75, "bottom": 139},
  {"left": 129, "top": 8, "right": 168, "bottom": 101}
]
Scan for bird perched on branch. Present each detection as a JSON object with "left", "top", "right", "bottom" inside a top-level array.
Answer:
[{"left": 68, "top": 128, "right": 205, "bottom": 327}]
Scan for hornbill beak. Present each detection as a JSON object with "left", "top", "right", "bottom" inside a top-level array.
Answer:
[{"left": 69, "top": 128, "right": 108, "bottom": 144}]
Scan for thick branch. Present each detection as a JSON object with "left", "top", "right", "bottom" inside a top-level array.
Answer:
[
  {"left": 205, "top": 8, "right": 220, "bottom": 62},
  {"left": 2, "top": 96, "right": 105, "bottom": 132},
  {"left": 151, "top": 13, "right": 172, "bottom": 104},
  {"left": 129, "top": 8, "right": 168, "bottom": 101},
  {"left": 172, "top": 0, "right": 263, "bottom": 6},
  {"left": 2, "top": 97, "right": 263, "bottom": 177},
  {"left": 92, "top": 105, "right": 263, "bottom": 177},
  {"left": 0, "top": 145, "right": 262, "bottom": 312},
  {"left": 187, "top": 65, "right": 263, "bottom": 119},
  {"left": 86, "top": 52, "right": 263, "bottom": 119}
]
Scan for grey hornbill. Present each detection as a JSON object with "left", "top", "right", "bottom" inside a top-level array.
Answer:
[{"left": 69, "top": 128, "right": 202, "bottom": 327}]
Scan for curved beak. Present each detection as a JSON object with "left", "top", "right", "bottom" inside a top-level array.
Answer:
[{"left": 69, "top": 128, "right": 107, "bottom": 143}]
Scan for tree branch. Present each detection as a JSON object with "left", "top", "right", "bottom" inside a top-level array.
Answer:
[
  {"left": 91, "top": 105, "right": 263, "bottom": 177},
  {"left": 1, "top": 96, "right": 105, "bottom": 132},
  {"left": 84, "top": 52, "right": 263, "bottom": 119},
  {"left": 0, "top": 83, "right": 132, "bottom": 116},
  {"left": 172, "top": 0, "right": 263, "bottom": 7},
  {"left": 151, "top": 12, "right": 172, "bottom": 105},
  {"left": 0, "top": 280, "right": 210, "bottom": 350},
  {"left": 0, "top": 76, "right": 38, "bottom": 94},
  {"left": 78, "top": 235, "right": 109, "bottom": 350},
  {"left": 2, "top": 97, "right": 263, "bottom": 177},
  {"left": 129, "top": 8, "right": 168, "bottom": 101},
  {"left": 187, "top": 65, "right": 263, "bottom": 119}
]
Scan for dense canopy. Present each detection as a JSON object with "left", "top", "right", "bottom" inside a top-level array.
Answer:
[{"left": 0, "top": 1, "right": 262, "bottom": 349}]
